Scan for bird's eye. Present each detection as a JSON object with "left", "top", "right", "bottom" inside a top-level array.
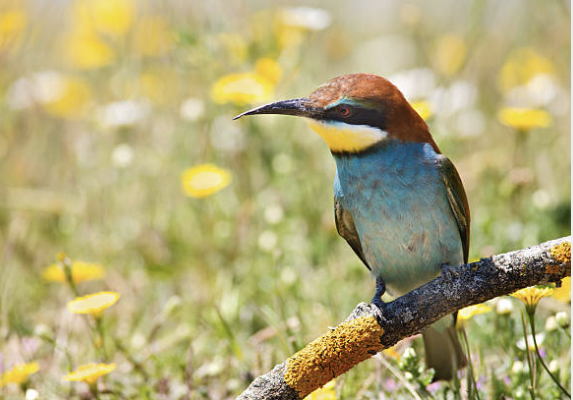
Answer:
[{"left": 337, "top": 105, "right": 352, "bottom": 117}]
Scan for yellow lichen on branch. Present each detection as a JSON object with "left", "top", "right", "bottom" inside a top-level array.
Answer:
[
  {"left": 550, "top": 241, "right": 571, "bottom": 272},
  {"left": 284, "top": 315, "right": 383, "bottom": 398}
]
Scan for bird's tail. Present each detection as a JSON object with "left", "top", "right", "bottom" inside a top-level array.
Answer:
[{"left": 422, "top": 320, "right": 467, "bottom": 381}]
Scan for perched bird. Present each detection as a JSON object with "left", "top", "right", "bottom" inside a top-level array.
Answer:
[{"left": 234, "top": 73, "right": 470, "bottom": 380}]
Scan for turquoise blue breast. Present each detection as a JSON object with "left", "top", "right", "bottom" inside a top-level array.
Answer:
[{"left": 333, "top": 140, "right": 463, "bottom": 297}]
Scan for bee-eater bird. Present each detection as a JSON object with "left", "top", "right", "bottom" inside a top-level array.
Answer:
[{"left": 234, "top": 73, "right": 470, "bottom": 380}]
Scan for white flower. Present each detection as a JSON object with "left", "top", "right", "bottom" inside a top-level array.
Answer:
[
  {"left": 430, "top": 80, "right": 478, "bottom": 116},
  {"left": 34, "top": 324, "right": 52, "bottom": 338},
  {"left": 7, "top": 71, "right": 66, "bottom": 109},
  {"left": 264, "top": 204, "right": 284, "bottom": 224},
  {"left": 512, "top": 360, "right": 525, "bottom": 374},
  {"left": 555, "top": 311, "right": 570, "bottom": 328},
  {"left": 403, "top": 347, "right": 417, "bottom": 358},
  {"left": 505, "top": 74, "right": 560, "bottom": 108},
  {"left": 97, "top": 100, "right": 149, "bottom": 129},
  {"left": 389, "top": 68, "right": 436, "bottom": 102},
  {"left": 180, "top": 97, "right": 205, "bottom": 121},
  {"left": 516, "top": 332, "right": 545, "bottom": 351},
  {"left": 7, "top": 77, "right": 34, "bottom": 109},
  {"left": 496, "top": 298, "right": 514, "bottom": 315},
  {"left": 258, "top": 230, "right": 277, "bottom": 252},
  {"left": 280, "top": 7, "right": 332, "bottom": 31},
  {"left": 532, "top": 189, "right": 552, "bottom": 209},
  {"left": 111, "top": 144, "right": 134, "bottom": 168},
  {"left": 545, "top": 316, "right": 559, "bottom": 332}
]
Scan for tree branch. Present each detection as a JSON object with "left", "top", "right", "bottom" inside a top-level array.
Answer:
[{"left": 236, "top": 236, "right": 571, "bottom": 400}]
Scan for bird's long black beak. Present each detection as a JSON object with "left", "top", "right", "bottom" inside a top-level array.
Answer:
[{"left": 233, "top": 98, "right": 321, "bottom": 120}]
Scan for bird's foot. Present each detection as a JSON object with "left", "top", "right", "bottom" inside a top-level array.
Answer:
[
  {"left": 440, "top": 263, "right": 458, "bottom": 282},
  {"left": 370, "top": 277, "right": 386, "bottom": 325}
]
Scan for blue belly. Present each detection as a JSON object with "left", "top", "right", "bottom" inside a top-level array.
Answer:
[{"left": 333, "top": 141, "right": 463, "bottom": 297}]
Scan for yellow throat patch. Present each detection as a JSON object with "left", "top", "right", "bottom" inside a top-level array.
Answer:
[{"left": 306, "top": 119, "right": 387, "bottom": 153}]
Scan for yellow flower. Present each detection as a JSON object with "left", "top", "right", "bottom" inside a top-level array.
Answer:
[
  {"left": 90, "top": 0, "right": 134, "bottom": 37},
  {"left": 0, "top": 8, "right": 27, "bottom": 53},
  {"left": 67, "top": 291, "right": 120, "bottom": 317},
  {"left": 211, "top": 72, "right": 275, "bottom": 106},
  {"left": 303, "top": 379, "right": 336, "bottom": 400},
  {"left": 410, "top": 100, "right": 433, "bottom": 121},
  {"left": 457, "top": 304, "right": 491, "bottom": 328},
  {"left": 498, "top": 47, "right": 555, "bottom": 93},
  {"left": 63, "top": 363, "right": 115, "bottom": 385},
  {"left": 65, "top": 28, "right": 115, "bottom": 70},
  {"left": 511, "top": 286, "right": 554, "bottom": 315},
  {"left": 181, "top": 164, "right": 232, "bottom": 198},
  {"left": 498, "top": 107, "right": 552, "bottom": 131},
  {"left": 255, "top": 58, "right": 283, "bottom": 85},
  {"left": 0, "top": 362, "right": 39, "bottom": 387},
  {"left": 72, "top": 0, "right": 134, "bottom": 37},
  {"left": 432, "top": 34, "right": 467, "bottom": 76},
  {"left": 41, "top": 75, "right": 92, "bottom": 119},
  {"left": 65, "top": 0, "right": 135, "bottom": 69},
  {"left": 43, "top": 261, "right": 105, "bottom": 284},
  {"left": 133, "top": 16, "right": 173, "bottom": 57},
  {"left": 552, "top": 277, "right": 571, "bottom": 302},
  {"left": 383, "top": 346, "right": 400, "bottom": 360}
]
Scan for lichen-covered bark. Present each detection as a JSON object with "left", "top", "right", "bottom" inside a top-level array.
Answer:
[
  {"left": 236, "top": 363, "right": 300, "bottom": 400},
  {"left": 236, "top": 236, "right": 571, "bottom": 400}
]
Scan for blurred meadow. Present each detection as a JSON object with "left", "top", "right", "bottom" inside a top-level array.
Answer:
[{"left": 0, "top": 0, "right": 571, "bottom": 399}]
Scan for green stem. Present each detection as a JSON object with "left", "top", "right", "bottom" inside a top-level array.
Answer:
[
  {"left": 520, "top": 311, "right": 536, "bottom": 400},
  {"left": 528, "top": 314, "right": 571, "bottom": 398},
  {"left": 89, "top": 382, "right": 100, "bottom": 400},
  {"left": 95, "top": 317, "right": 108, "bottom": 362},
  {"left": 460, "top": 326, "right": 480, "bottom": 399},
  {"left": 61, "top": 257, "right": 80, "bottom": 297}
]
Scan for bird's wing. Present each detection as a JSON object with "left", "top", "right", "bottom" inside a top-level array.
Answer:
[
  {"left": 438, "top": 156, "right": 471, "bottom": 264},
  {"left": 335, "top": 198, "right": 371, "bottom": 270}
]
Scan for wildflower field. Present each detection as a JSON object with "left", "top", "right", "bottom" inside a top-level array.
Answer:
[{"left": 0, "top": 1, "right": 570, "bottom": 399}]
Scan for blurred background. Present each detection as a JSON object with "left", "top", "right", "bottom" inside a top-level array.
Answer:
[{"left": 0, "top": 0, "right": 570, "bottom": 398}]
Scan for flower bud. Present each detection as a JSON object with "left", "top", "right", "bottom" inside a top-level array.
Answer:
[
  {"left": 403, "top": 347, "right": 417, "bottom": 359},
  {"left": 512, "top": 360, "right": 525, "bottom": 374},
  {"left": 545, "top": 316, "right": 558, "bottom": 332},
  {"left": 555, "top": 311, "right": 570, "bottom": 329},
  {"left": 514, "top": 387, "right": 526, "bottom": 399},
  {"left": 496, "top": 298, "right": 514, "bottom": 315},
  {"left": 548, "top": 360, "right": 559, "bottom": 373},
  {"left": 34, "top": 324, "right": 53, "bottom": 340}
]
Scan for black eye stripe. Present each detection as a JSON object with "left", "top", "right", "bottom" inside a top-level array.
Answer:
[{"left": 322, "top": 105, "right": 387, "bottom": 131}]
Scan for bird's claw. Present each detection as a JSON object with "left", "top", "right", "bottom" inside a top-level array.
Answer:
[
  {"left": 370, "top": 301, "right": 385, "bottom": 325},
  {"left": 370, "top": 277, "right": 386, "bottom": 325}
]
